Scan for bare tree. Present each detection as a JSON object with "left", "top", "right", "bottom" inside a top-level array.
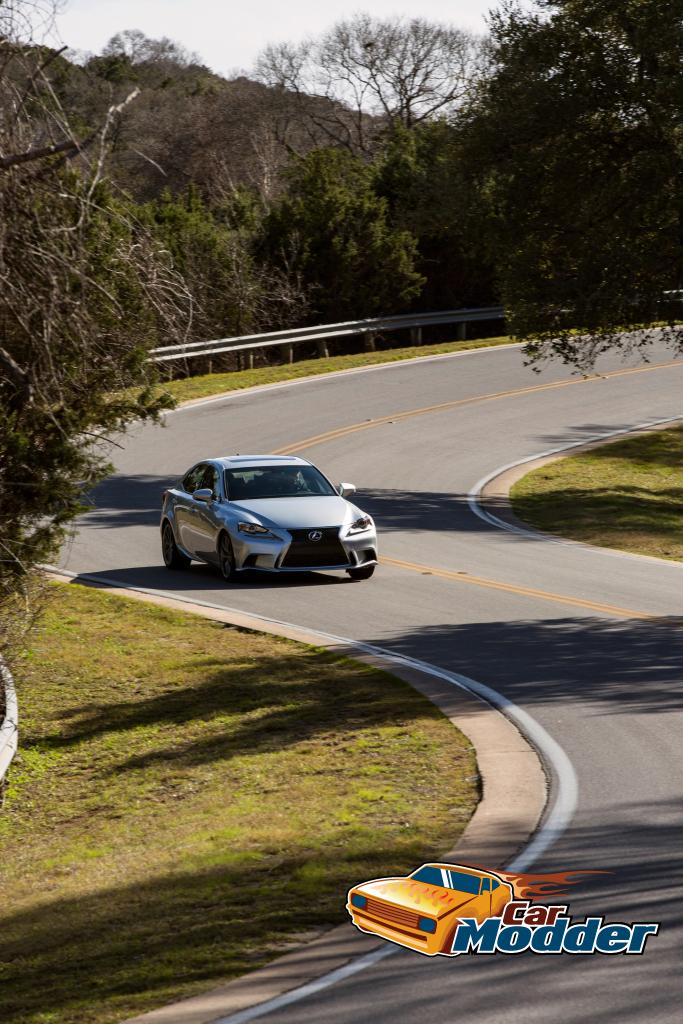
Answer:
[
  {"left": 102, "top": 28, "right": 201, "bottom": 70},
  {"left": 0, "top": 2, "right": 190, "bottom": 661},
  {"left": 256, "top": 14, "right": 485, "bottom": 152}
]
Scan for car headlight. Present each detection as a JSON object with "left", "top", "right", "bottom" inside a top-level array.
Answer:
[
  {"left": 418, "top": 916, "right": 437, "bottom": 933},
  {"left": 238, "top": 522, "right": 277, "bottom": 537},
  {"left": 347, "top": 515, "right": 373, "bottom": 534},
  {"left": 351, "top": 893, "right": 367, "bottom": 909}
]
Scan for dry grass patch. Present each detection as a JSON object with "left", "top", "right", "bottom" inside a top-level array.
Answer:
[
  {"left": 510, "top": 424, "right": 683, "bottom": 561},
  {"left": 0, "top": 582, "right": 477, "bottom": 1024}
]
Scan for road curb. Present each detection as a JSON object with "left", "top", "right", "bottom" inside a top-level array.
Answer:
[
  {"left": 475, "top": 416, "right": 683, "bottom": 569},
  {"left": 46, "top": 571, "right": 546, "bottom": 1024}
]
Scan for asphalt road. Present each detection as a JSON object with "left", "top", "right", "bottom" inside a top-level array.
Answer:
[{"left": 62, "top": 340, "right": 683, "bottom": 1024}]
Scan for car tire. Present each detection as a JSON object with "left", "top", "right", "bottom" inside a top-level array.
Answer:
[
  {"left": 219, "top": 532, "right": 236, "bottom": 582},
  {"left": 162, "top": 521, "right": 191, "bottom": 570},
  {"left": 347, "top": 564, "right": 375, "bottom": 580}
]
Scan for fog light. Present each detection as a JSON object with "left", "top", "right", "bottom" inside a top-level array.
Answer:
[
  {"left": 418, "top": 916, "right": 437, "bottom": 933},
  {"left": 351, "top": 893, "right": 367, "bottom": 910}
]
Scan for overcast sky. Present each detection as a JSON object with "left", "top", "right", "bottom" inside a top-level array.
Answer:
[{"left": 52, "top": 1, "right": 502, "bottom": 76}]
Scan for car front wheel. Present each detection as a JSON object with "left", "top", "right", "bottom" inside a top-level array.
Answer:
[
  {"left": 219, "top": 533, "right": 236, "bottom": 582},
  {"left": 347, "top": 564, "right": 375, "bottom": 580},
  {"left": 162, "top": 521, "right": 191, "bottom": 570}
]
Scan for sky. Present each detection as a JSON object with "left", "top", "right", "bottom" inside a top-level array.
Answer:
[{"left": 51, "top": 0, "right": 502, "bottom": 76}]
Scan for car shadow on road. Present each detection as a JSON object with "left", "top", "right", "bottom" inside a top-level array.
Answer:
[{"left": 67, "top": 563, "right": 351, "bottom": 594}]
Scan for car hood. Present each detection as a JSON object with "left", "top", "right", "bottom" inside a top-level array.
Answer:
[
  {"left": 357, "top": 878, "right": 479, "bottom": 919},
  {"left": 230, "top": 495, "right": 359, "bottom": 529}
]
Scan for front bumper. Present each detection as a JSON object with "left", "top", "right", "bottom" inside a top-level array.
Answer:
[
  {"left": 348, "top": 908, "right": 446, "bottom": 956},
  {"left": 233, "top": 524, "right": 378, "bottom": 573}
]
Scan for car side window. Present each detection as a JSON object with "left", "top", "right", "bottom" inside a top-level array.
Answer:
[
  {"left": 491, "top": 880, "right": 499, "bottom": 890},
  {"left": 182, "top": 465, "right": 204, "bottom": 493},
  {"left": 198, "top": 464, "right": 219, "bottom": 498},
  {"left": 481, "top": 878, "right": 491, "bottom": 893}
]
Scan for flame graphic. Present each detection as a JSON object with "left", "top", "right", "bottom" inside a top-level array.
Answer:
[
  {"left": 496, "top": 869, "right": 608, "bottom": 901},
  {"left": 455, "top": 863, "right": 609, "bottom": 902}
]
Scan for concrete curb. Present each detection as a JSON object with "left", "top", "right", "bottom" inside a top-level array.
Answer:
[
  {"left": 46, "top": 571, "right": 546, "bottom": 1024},
  {"left": 477, "top": 417, "right": 683, "bottom": 570}
]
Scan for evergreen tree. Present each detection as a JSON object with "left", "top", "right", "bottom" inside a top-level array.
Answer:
[{"left": 261, "top": 148, "right": 425, "bottom": 321}]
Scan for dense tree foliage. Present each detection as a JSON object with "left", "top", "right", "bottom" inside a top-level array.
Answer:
[
  {"left": 462, "top": 0, "right": 683, "bottom": 367},
  {"left": 260, "top": 148, "right": 425, "bottom": 320},
  {"left": 375, "top": 123, "right": 496, "bottom": 310},
  {"left": 142, "top": 189, "right": 306, "bottom": 341}
]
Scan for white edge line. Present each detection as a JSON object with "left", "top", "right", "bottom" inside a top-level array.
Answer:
[
  {"left": 213, "top": 946, "right": 396, "bottom": 1024},
  {"left": 46, "top": 567, "right": 576, "bottom": 1024},
  {"left": 468, "top": 414, "right": 683, "bottom": 562},
  {"left": 164, "top": 343, "right": 523, "bottom": 415}
]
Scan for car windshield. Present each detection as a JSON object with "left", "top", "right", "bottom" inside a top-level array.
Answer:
[
  {"left": 225, "top": 465, "right": 338, "bottom": 500},
  {"left": 410, "top": 866, "right": 482, "bottom": 895}
]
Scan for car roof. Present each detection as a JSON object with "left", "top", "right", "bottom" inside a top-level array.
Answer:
[
  {"left": 422, "top": 864, "right": 494, "bottom": 878},
  {"left": 212, "top": 455, "right": 312, "bottom": 468}
]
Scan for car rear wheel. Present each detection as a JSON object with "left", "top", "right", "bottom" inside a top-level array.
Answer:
[
  {"left": 162, "top": 521, "right": 191, "bottom": 570},
  {"left": 219, "top": 533, "right": 236, "bottom": 582},
  {"left": 347, "top": 564, "right": 375, "bottom": 580}
]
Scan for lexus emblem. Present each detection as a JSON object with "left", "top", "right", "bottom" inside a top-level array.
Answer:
[{"left": 308, "top": 530, "right": 323, "bottom": 542}]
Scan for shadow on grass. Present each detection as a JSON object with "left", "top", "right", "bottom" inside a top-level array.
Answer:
[
  {"left": 515, "top": 485, "right": 683, "bottom": 533},
  {"left": 1, "top": 800, "right": 681, "bottom": 1024},
  {"left": 0, "top": 840, "right": 429, "bottom": 1024},
  {"left": 32, "top": 646, "right": 429, "bottom": 776},
  {"left": 513, "top": 422, "right": 683, "bottom": 549}
]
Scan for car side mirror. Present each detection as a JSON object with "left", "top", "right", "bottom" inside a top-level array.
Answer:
[
  {"left": 193, "top": 488, "right": 213, "bottom": 503},
  {"left": 339, "top": 482, "right": 356, "bottom": 498}
]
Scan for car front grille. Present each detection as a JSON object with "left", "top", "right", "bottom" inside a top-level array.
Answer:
[
  {"left": 363, "top": 896, "right": 421, "bottom": 930},
  {"left": 281, "top": 528, "right": 349, "bottom": 568}
]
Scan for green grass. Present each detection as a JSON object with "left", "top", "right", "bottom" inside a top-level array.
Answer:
[
  {"left": 160, "top": 335, "right": 513, "bottom": 403},
  {"left": 510, "top": 424, "right": 683, "bottom": 561},
  {"left": 0, "top": 582, "right": 477, "bottom": 1024}
]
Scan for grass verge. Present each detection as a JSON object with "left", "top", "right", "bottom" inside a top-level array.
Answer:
[
  {"left": 0, "top": 582, "right": 477, "bottom": 1024},
  {"left": 510, "top": 424, "right": 683, "bottom": 561},
  {"left": 160, "top": 335, "right": 513, "bottom": 404}
]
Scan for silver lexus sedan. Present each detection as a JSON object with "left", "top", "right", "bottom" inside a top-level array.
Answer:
[{"left": 160, "top": 455, "right": 378, "bottom": 581}]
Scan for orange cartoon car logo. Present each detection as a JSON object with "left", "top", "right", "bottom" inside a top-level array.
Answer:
[{"left": 347, "top": 862, "right": 514, "bottom": 956}]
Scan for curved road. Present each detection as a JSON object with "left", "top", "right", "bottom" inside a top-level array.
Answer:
[{"left": 62, "top": 341, "right": 683, "bottom": 1024}]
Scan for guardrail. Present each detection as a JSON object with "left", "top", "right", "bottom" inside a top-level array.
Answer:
[
  {"left": 0, "top": 656, "right": 18, "bottom": 802},
  {"left": 148, "top": 305, "right": 505, "bottom": 364}
]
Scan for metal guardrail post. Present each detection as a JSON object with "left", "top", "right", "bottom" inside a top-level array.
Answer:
[
  {"left": 456, "top": 322, "right": 467, "bottom": 341},
  {"left": 363, "top": 331, "right": 376, "bottom": 352},
  {"left": 410, "top": 326, "right": 422, "bottom": 345}
]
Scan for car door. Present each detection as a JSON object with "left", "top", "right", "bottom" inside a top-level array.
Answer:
[
  {"left": 175, "top": 464, "right": 206, "bottom": 556},
  {"left": 192, "top": 464, "right": 222, "bottom": 564}
]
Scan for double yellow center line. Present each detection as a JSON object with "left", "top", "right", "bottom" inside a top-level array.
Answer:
[
  {"left": 382, "top": 556, "right": 656, "bottom": 620},
  {"left": 275, "top": 357, "right": 683, "bottom": 619},
  {"left": 274, "top": 358, "right": 683, "bottom": 457}
]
